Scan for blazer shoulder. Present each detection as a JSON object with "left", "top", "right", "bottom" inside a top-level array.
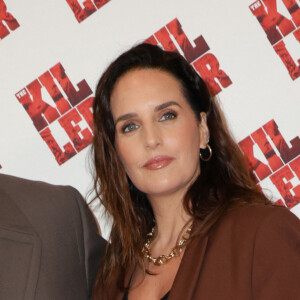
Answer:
[
  {"left": 0, "top": 173, "right": 71, "bottom": 192},
  {"left": 0, "top": 173, "right": 82, "bottom": 210},
  {"left": 207, "top": 203, "right": 300, "bottom": 246},
  {"left": 223, "top": 203, "right": 299, "bottom": 228}
]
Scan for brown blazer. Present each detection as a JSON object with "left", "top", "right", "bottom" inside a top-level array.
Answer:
[
  {"left": 0, "top": 174, "right": 106, "bottom": 300},
  {"left": 101, "top": 204, "right": 300, "bottom": 300}
]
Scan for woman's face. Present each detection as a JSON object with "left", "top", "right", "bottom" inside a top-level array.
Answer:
[{"left": 110, "top": 68, "right": 209, "bottom": 198}]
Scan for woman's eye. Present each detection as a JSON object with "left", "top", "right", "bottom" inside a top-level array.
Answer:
[
  {"left": 122, "top": 123, "right": 138, "bottom": 133},
  {"left": 160, "top": 111, "right": 177, "bottom": 121}
]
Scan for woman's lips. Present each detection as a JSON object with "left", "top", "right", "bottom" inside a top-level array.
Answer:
[{"left": 143, "top": 156, "right": 174, "bottom": 170}]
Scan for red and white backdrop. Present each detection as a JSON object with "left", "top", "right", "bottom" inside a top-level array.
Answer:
[{"left": 0, "top": 0, "right": 299, "bottom": 238}]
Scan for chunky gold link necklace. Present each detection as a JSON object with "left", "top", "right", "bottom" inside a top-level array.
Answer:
[{"left": 142, "top": 223, "right": 192, "bottom": 266}]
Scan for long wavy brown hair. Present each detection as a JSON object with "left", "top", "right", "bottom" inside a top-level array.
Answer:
[{"left": 91, "top": 43, "right": 269, "bottom": 297}]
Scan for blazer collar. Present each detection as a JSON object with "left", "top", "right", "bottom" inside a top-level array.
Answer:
[
  {"left": 0, "top": 188, "right": 42, "bottom": 299},
  {"left": 0, "top": 188, "right": 38, "bottom": 232}
]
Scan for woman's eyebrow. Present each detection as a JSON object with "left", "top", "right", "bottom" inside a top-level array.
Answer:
[
  {"left": 115, "top": 112, "right": 137, "bottom": 125},
  {"left": 115, "top": 101, "right": 182, "bottom": 125},
  {"left": 154, "top": 101, "right": 182, "bottom": 111}
]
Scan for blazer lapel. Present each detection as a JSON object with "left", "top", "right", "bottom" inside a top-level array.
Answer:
[
  {"left": 0, "top": 189, "right": 42, "bottom": 300},
  {"left": 168, "top": 228, "right": 209, "bottom": 300}
]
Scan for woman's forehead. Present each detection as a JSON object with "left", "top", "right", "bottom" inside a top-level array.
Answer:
[{"left": 110, "top": 69, "right": 189, "bottom": 120}]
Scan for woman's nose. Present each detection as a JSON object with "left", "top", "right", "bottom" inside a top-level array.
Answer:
[{"left": 143, "top": 125, "right": 162, "bottom": 149}]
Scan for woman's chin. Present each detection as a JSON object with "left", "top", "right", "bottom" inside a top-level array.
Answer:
[{"left": 142, "top": 182, "right": 189, "bottom": 199}]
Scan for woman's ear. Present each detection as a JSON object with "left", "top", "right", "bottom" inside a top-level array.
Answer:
[{"left": 199, "top": 112, "right": 209, "bottom": 149}]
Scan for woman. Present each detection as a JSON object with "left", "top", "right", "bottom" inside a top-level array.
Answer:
[{"left": 91, "top": 44, "right": 300, "bottom": 300}]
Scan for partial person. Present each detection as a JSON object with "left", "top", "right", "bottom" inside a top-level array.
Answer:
[
  {"left": 0, "top": 173, "right": 105, "bottom": 300},
  {"left": 91, "top": 44, "right": 300, "bottom": 300}
]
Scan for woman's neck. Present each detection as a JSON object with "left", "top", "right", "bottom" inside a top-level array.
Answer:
[{"left": 147, "top": 192, "right": 192, "bottom": 255}]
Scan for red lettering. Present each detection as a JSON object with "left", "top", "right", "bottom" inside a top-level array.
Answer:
[
  {"left": 249, "top": 0, "right": 297, "bottom": 45},
  {"left": 273, "top": 39, "right": 300, "bottom": 80},
  {"left": 50, "top": 63, "right": 93, "bottom": 107},
  {"left": 290, "top": 155, "right": 300, "bottom": 179},
  {"left": 251, "top": 128, "right": 283, "bottom": 172},
  {"left": 40, "top": 127, "right": 76, "bottom": 165},
  {"left": 239, "top": 136, "right": 272, "bottom": 181},
  {"left": 16, "top": 62, "right": 94, "bottom": 165},
  {"left": 274, "top": 198, "right": 286, "bottom": 206},
  {"left": 193, "top": 53, "right": 232, "bottom": 96},
  {"left": 144, "top": 35, "right": 158, "bottom": 45},
  {"left": 65, "top": 0, "right": 96, "bottom": 23},
  {"left": 39, "top": 71, "right": 71, "bottom": 115},
  {"left": 77, "top": 97, "right": 94, "bottom": 131},
  {"left": 282, "top": 0, "right": 300, "bottom": 26},
  {"left": 294, "top": 26, "right": 300, "bottom": 41},
  {"left": 166, "top": 19, "right": 210, "bottom": 63},
  {"left": 0, "top": 0, "right": 19, "bottom": 39},
  {"left": 263, "top": 119, "right": 300, "bottom": 163},
  {"left": 145, "top": 18, "right": 231, "bottom": 93},
  {"left": 59, "top": 109, "right": 93, "bottom": 152},
  {"left": 93, "top": 0, "right": 110, "bottom": 9},
  {"left": 65, "top": 0, "right": 110, "bottom": 22},
  {"left": 154, "top": 26, "right": 179, "bottom": 53},
  {"left": 270, "top": 164, "right": 300, "bottom": 208},
  {"left": 149, "top": 18, "right": 210, "bottom": 63},
  {"left": 16, "top": 81, "right": 60, "bottom": 131}
]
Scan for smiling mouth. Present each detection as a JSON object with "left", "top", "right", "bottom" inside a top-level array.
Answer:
[{"left": 143, "top": 156, "right": 174, "bottom": 170}]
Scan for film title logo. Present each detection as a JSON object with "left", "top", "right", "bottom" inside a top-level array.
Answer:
[
  {"left": 15, "top": 63, "right": 94, "bottom": 165},
  {"left": 0, "top": 0, "right": 20, "bottom": 39},
  {"left": 250, "top": 0, "right": 300, "bottom": 80},
  {"left": 145, "top": 18, "right": 232, "bottom": 96},
  {"left": 239, "top": 119, "right": 300, "bottom": 209},
  {"left": 65, "top": 0, "right": 111, "bottom": 23}
]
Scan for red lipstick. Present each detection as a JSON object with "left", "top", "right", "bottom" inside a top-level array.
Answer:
[{"left": 143, "top": 156, "right": 174, "bottom": 170}]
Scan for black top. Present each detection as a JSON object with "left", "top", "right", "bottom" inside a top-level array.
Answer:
[{"left": 122, "top": 291, "right": 170, "bottom": 300}]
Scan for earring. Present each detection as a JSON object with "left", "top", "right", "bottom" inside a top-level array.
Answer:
[{"left": 199, "top": 144, "right": 212, "bottom": 161}]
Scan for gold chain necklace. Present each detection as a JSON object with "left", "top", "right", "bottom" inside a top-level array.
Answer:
[{"left": 142, "top": 223, "right": 192, "bottom": 266}]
